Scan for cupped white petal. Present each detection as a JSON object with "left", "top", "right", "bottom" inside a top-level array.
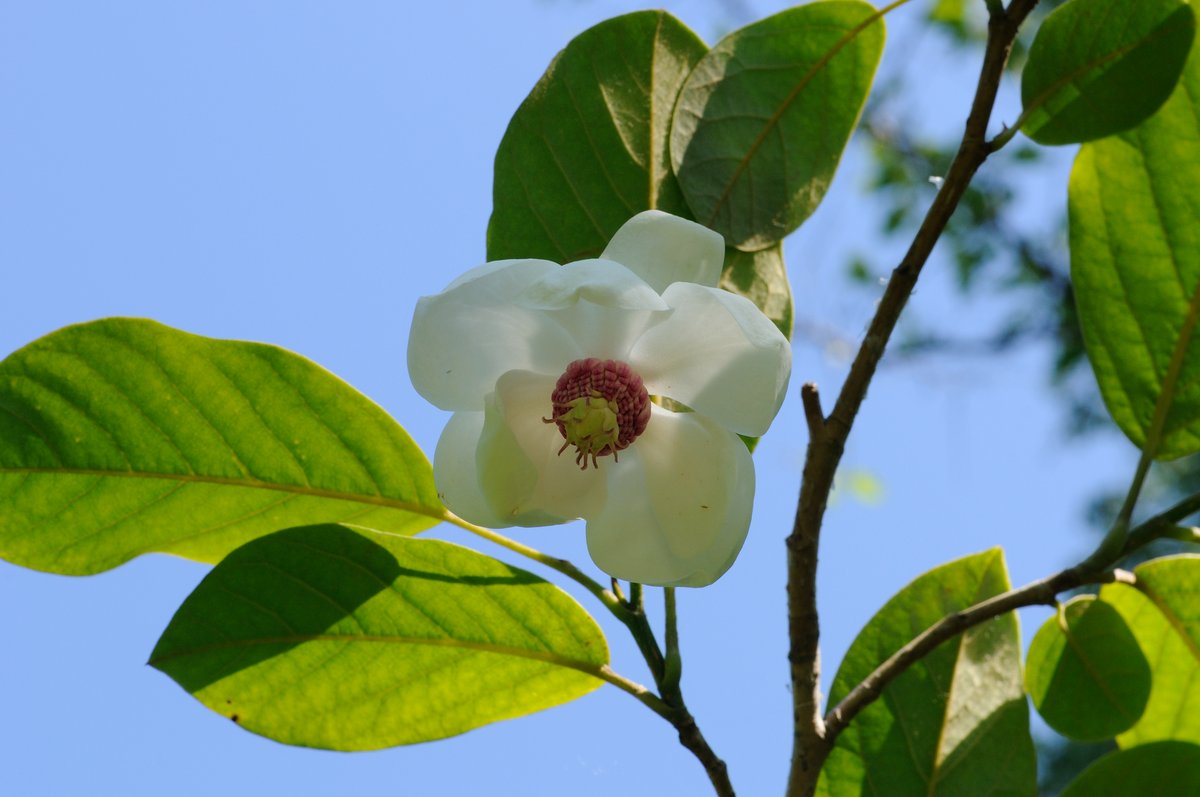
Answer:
[
  {"left": 408, "top": 259, "right": 581, "bottom": 411},
  {"left": 630, "top": 282, "right": 791, "bottom": 437},
  {"left": 516, "top": 258, "right": 668, "bottom": 312},
  {"left": 585, "top": 406, "right": 755, "bottom": 587},
  {"left": 600, "top": 210, "right": 725, "bottom": 292},
  {"left": 476, "top": 370, "right": 608, "bottom": 526},
  {"left": 516, "top": 259, "right": 671, "bottom": 360},
  {"left": 432, "top": 410, "right": 509, "bottom": 529}
]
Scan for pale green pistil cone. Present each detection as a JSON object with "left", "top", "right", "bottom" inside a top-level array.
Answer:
[
  {"left": 555, "top": 394, "right": 621, "bottom": 469},
  {"left": 545, "top": 357, "right": 652, "bottom": 470}
]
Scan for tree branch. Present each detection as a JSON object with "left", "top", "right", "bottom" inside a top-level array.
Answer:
[
  {"left": 820, "top": 461, "right": 1187, "bottom": 754},
  {"left": 784, "top": 2, "right": 1040, "bottom": 795},
  {"left": 822, "top": 566, "right": 1130, "bottom": 742}
]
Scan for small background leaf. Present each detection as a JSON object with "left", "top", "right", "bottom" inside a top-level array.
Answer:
[
  {"left": 1021, "top": 0, "right": 1194, "bottom": 145},
  {"left": 1059, "top": 741, "right": 1200, "bottom": 797},
  {"left": 818, "top": 549, "right": 1036, "bottom": 797},
  {"left": 1025, "top": 595, "right": 1151, "bottom": 741},
  {"left": 1099, "top": 555, "right": 1200, "bottom": 746},
  {"left": 0, "top": 318, "right": 441, "bottom": 574},
  {"left": 487, "top": 11, "right": 706, "bottom": 263},
  {"left": 1069, "top": 30, "right": 1200, "bottom": 459},
  {"left": 150, "top": 524, "right": 608, "bottom": 750},
  {"left": 670, "top": 0, "right": 885, "bottom": 251}
]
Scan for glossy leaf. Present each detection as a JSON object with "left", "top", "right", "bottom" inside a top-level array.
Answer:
[
  {"left": 670, "top": 0, "right": 884, "bottom": 251},
  {"left": 0, "top": 318, "right": 441, "bottom": 575},
  {"left": 488, "top": 11, "right": 706, "bottom": 263},
  {"left": 1099, "top": 555, "right": 1200, "bottom": 746},
  {"left": 818, "top": 549, "right": 1036, "bottom": 797},
  {"left": 1025, "top": 595, "right": 1151, "bottom": 741},
  {"left": 1070, "top": 34, "right": 1200, "bottom": 459},
  {"left": 150, "top": 524, "right": 608, "bottom": 750},
  {"left": 1059, "top": 741, "right": 1200, "bottom": 797},
  {"left": 1021, "top": 0, "right": 1194, "bottom": 145}
]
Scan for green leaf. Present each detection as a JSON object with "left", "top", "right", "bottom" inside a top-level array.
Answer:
[
  {"left": 719, "top": 243, "right": 793, "bottom": 338},
  {"left": 1059, "top": 741, "right": 1200, "bottom": 797},
  {"left": 818, "top": 549, "right": 1036, "bottom": 797},
  {"left": 0, "top": 318, "right": 441, "bottom": 575},
  {"left": 1099, "top": 555, "right": 1200, "bottom": 746},
  {"left": 1025, "top": 595, "right": 1151, "bottom": 741},
  {"left": 1069, "top": 34, "right": 1200, "bottom": 459},
  {"left": 670, "top": 0, "right": 885, "bottom": 251},
  {"left": 150, "top": 524, "right": 608, "bottom": 749},
  {"left": 1021, "top": 0, "right": 1194, "bottom": 145},
  {"left": 487, "top": 11, "right": 707, "bottom": 263}
]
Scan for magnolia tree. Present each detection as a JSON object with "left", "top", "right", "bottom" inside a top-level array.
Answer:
[{"left": 3, "top": 0, "right": 1199, "bottom": 795}]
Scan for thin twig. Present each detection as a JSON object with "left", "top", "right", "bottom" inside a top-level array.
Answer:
[
  {"left": 822, "top": 567, "right": 1129, "bottom": 741},
  {"left": 784, "top": 2, "right": 1041, "bottom": 795},
  {"left": 822, "top": 465, "right": 1188, "bottom": 749},
  {"left": 445, "top": 512, "right": 630, "bottom": 620},
  {"left": 445, "top": 514, "right": 733, "bottom": 791}
]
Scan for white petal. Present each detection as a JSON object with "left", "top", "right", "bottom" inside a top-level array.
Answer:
[
  {"left": 601, "top": 210, "right": 725, "bottom": 292},
  {"left": 517, "top": 259, "right": 671, "bottom": 360},
  {"left": 432, "top": 411, "right": 509, "bottom": 529},
  {"left": 408, "top": 259, "right": 581, "bottom": 411},
  {"left": 585, "top": 406, "right": 755, "bottom": 587},
  {"left": 476, "top": 370, "right": 608, "bottom": 526},
  {"left": 630, "top": 282, "right": 791, "bottom": 437}
]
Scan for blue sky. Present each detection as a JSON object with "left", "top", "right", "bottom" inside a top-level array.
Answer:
[{"left": 0, "top": 2, "right": 1139, "bottom": 795}]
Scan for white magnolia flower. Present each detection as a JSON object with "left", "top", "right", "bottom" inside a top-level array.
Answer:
[{"left": 408, "top": 211, "right": 791, "bottom": 587}]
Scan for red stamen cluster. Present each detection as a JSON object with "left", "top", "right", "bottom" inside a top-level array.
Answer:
[{"left": 548, "top": 358, "right": 651, "bottom": 463}]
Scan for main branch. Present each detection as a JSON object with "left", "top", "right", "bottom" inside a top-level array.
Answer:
[{"left": 784, "top": 2, "right": 1041, "bottom": 795}]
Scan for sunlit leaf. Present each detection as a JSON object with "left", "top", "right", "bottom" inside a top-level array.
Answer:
[
  {"left": 670, "top": 0, "right": 884, "bottom": 250},
  {"left": 1070, "top": 34, "right": 1200, "bottom": 459},
  {"left": 1021, "top": 0, "right": 1194, "bottom": 145},
  {"left": 0, "top": 318, "right": 441, "bottom": 574},
  {"left": 818, "top": 549, "right": 1036, "bottom": 797},
  {"left": 151, "top": 524, "right": 608, "bottom": 749},
  {"left": 1025, "top": 595, "right": 1150, "bottom": 741},
  {"left": 488, "top": 11, "right": 706, "bottom": 263},
  {"left": 1099, "top": 555, "right": 1200, "bottom": 746}
]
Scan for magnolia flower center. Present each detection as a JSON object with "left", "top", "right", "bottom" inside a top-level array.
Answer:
[{"left": 545, "top": 358, "right": 650, "bottom": 470}]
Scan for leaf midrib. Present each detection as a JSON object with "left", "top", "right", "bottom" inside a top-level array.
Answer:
[
  {"left": 149, "top": 632, "right": 608, "bottom": 680},
  {"left": 1138, "top": 579, "right": 1200, "bottom": 665},
  {"left": 1023, "top": 4, "right": 1191, "bottom": 136},
  {"left": 1, "top": 465, "right": 444, "bottom": 521},
  {"left": 1061, "top": 604, "right": 1140, "bottom": 721},
  {"left": 704, "top": 1, "right": 890, "bottom": 228}
]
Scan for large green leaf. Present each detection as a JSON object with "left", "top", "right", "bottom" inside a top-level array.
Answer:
[
  {"left": 150, "top": 524, "right": 608, "bottom": 750},
  {"left": 1069, "top": 33, "right": 1200, "bottom": 459},
  {"left": 1021, "top": 0, "right": 1194, "bottom": 145},
  {"left": 670, "top": 0, "right": 884, "bottom": 251},
  {"left": 818, "top": 549, "right": 1036, "bottom": 797},
  {"left": 487, "top": 11, "right": 706, "bottom": 263},
  {"left": 1025, "top": 595, "right": 1151, "bottom": 741},
  {"left": 1059, "top": 741, "right": 1200, "bottom": 797},
  {"left": 0, "top": 318, "right": 441, "bottom": 575},
  {"left": 1099, "top": 555, "right": 1200, "bottom": 746}
]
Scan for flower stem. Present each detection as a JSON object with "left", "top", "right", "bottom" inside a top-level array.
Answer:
[
  {"left": 443, "top": 511, "right": 630, "bottom": 620},
  {"left": 442, "top": 515, "right": 732, "bottom": 793},
  {"left": 662, "top": 587, "right": 682, "bottom": 699}
]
